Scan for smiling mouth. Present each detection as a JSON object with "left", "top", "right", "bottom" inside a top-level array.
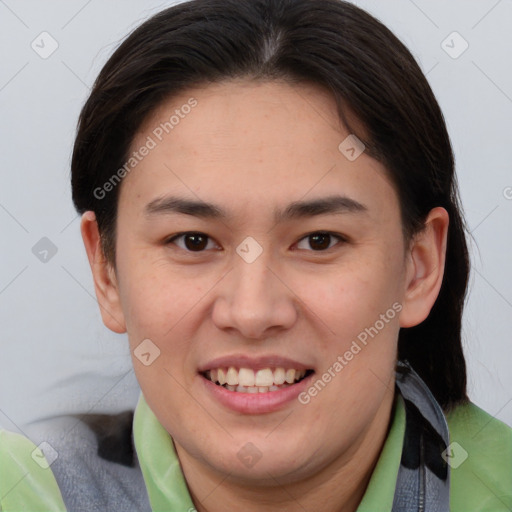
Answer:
[{"left": 201, "top": 367, "right": 315, "bottom": 393}]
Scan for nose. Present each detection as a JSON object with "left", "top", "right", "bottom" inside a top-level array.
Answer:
[{"left": 211, "top": 252, "right": 298, "bottom": 339}]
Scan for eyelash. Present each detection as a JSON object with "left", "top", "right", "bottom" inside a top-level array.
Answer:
[{"left": 164, "top": 231, "right": 347, "bottom": 253}]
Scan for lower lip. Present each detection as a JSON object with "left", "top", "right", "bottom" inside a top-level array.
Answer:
[{"left": 200, "top": 373, "right": 315, "bottom": 414}]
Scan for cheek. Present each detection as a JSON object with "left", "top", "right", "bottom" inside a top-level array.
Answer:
[
  {"left": 117, "top": 253, "right": 198, "bottom": 336},
  {"left": 117, "top": 255, "right": 216, "bottom": 385},
  {"left": 297, "top": 257, "right": 403, "bottom": 341},
  {"left": 309, "top": 271, "right": 400, "bottom": 412}
]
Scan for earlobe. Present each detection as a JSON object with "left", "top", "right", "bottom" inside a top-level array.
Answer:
[
  {"left": 80, "top": 211, "right": 127, "bottom": 334},
  {"left": 399, "top": 207, "right": 449, "bottom": 328}
]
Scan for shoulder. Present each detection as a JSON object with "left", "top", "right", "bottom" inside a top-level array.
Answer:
[
  {"left": 23, "top": 412, "right": 151, "bottom": 512},
  {"left": 0, "top": 429, "right": 66, "bottom": 511},
  {"left": 445, "top": 401, "right": 512, "bottom": 511},
  {"left": 0, "top": 411, "right": 152, "bottom": 512}
]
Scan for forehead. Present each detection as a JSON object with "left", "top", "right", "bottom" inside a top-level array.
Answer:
[
  {"left": 119, "top": 79, "right": 398, "bottom": 219},
  {"left": 136, "top": 79, "right": 347, "bottom": 158}
]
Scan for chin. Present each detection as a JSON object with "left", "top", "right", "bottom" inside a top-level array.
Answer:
[{"left": 198, "top": 439, "right": 313, "bottom": 484}]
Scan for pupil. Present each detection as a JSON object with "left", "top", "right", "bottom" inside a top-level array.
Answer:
[
  {"left": 310, "top": 233, "right": 330, "bottom": 250},
  {"left": 185, "top": 234, "right": 207, "bottom": 251}
]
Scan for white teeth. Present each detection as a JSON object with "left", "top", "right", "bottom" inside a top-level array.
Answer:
[
  {"left": 255, "top": 369, "right": 274, "bottom": 387},
  {"left": 206, "top": 365, "right": 310, "bottom": 391},
  {"left": 274, "top": 367, "right": 286, "bottom": 385},
  {"left": 226, "top": 367, "right": 238, "bottom": 386},
  {"left": 225, "top": 384, "right": 291, "bottom": 393},
  {"left": 238, "top": 368, "right": 255, "bottom": 387},
  {"left": 285, "top": 369, "right": 296, "bottom": 384}
]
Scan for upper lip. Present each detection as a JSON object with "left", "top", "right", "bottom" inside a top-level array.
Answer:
[{"left": 198, "top": 354, "right": 314, "bottom": 372}]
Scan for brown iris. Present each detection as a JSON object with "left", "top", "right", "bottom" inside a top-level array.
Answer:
[
  {"left": 184, "top": 233, "right": 208, "bottom": 251},
  {"left": 308, "top": 233, "right": 332, "bottom": 250}
]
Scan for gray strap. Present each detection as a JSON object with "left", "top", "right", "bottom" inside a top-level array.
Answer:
[{"left": 392, "top": 361, "right": 450, "bottom": 512}]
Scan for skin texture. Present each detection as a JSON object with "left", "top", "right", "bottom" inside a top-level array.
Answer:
[{"left": 81, "top": 80, "right": 448, "bottom": 512}]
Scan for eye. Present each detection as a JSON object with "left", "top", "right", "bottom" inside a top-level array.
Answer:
[
  {"left": 166, "top": 232, "right": 219, "bottom": 252},
  {"left": 295, "top": 231, "right": 346, "bottom": 251}
]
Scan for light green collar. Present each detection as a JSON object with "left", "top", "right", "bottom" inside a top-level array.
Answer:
[
  {"left": 356, "top": 395, "right": 405, "bottom": 511},
  {"left": 133, "top": 393, "right": 405, "bottom": 511},
  {"left": 133, "top": 394, "right": 196, "bottom": 510}
]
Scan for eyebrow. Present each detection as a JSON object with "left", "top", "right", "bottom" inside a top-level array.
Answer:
[{"left": 144, "top": 194, "right": 368, "bottom": 222}]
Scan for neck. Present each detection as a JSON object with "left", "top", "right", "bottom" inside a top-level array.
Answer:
[{"left": 175, "top": 389, "right": 396, "bottom": 512}]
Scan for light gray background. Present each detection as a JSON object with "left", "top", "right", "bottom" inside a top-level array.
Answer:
[{"left": 0, "top": 0, "right": 511, "bottom": 432}]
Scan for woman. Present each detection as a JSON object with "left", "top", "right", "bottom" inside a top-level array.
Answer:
[{"left": 1, "top": 0, "right": 510, "bottom": 510}]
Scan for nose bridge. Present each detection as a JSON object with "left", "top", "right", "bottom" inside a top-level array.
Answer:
[
  {"left": 232, "top": 234, "right": 275, "bottom": 298},
  {"left": 234, "top": 253, "right": 272, "bottom": 303},
  {"left": 212, "top": 243, "right": 297, "bottom": 338}
]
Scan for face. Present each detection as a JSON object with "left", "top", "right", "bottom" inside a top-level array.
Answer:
[{"left": 88, "top": 80, "right": 441, "bottom": 484}]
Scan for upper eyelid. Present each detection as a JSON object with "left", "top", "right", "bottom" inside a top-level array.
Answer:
[{"left": 298, "top": 231, "right": 346, "bottom": 241}]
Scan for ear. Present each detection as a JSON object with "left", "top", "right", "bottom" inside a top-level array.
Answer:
[
  {"left": 80, "top": 211, "right": 127, "bottom": 334},
  {"left": 399, "top": 207, "right": 449, "bottom": 328}
]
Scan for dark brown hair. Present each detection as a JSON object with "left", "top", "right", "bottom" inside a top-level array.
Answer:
[{"left": 71, "top": 0, "right": 470, "bottom": 409}]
